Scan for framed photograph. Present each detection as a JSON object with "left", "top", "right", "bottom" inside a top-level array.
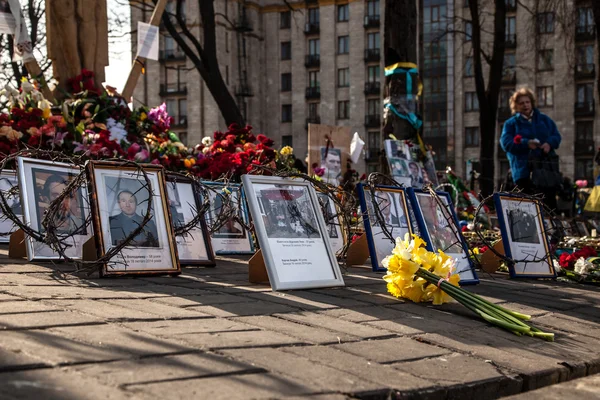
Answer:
[
  {"left": 86, "top": 161, "right": 180, "bottom": 276},
  {"left": 358, "top": 184, "right": 412, "bottom": 272},
  {"left": 408, "top": 189, "right": 479, "bottom": 284},
  {"left": 317, "top": 192, "right": 345, "bottom": 256},
  {"left": 320, "top": 147, "right": 342, "bottom": 186},
  {"left": 387, "top": 157, "right": 412, "bottom": 187},
  {"left": 203, "top": 182, "right": 254, "bottom": 254},
  {"left": 384, "top": 139, "right": 411, "bottom": 160},
  {"left": 575, "top": 220, "right": 590, "bottom": 237},
  {"left": 0, "top": 170, "right": 22, "bottom": 243},
  {"left": 165, "top": 175, "right": 215, "bottom": 265},
  {"left": 17, "top": 158, "right": 91, "bottom": 261},
  {"left": 494, "top": 193, "right": 555, "bottom": 278},
  {"left": 561, "top": 220, "right": 576, "bottom": 237},
  {"left": 242, "top": 175, "right": 344, "bottom": 290}
]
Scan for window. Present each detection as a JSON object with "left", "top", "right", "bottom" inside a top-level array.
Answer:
[
  {"left": 367, "top": 0, "right": 379, "bottom": 17},
  {"left": 465, "top": 127, "right": 479, "bottom": 147},
  {"left": 537, "top": 49, "right": 553, "bottom": 71},
  {"left": 282, "top": 135, "right": 293, "bottom": 148},
  {"left": 505, "top": 0, "right": 515, "bottom": 7},
  {"left": 537, "top": 86, "right": 553, "bottom": 107},
  {"left": 465, "top": 22, "right": 472, "bottom": 41},
  {"left": 280, "top": 10, "right": 291, "bottom": 29},
  {"left": 577, "top": 7, "right": 593, "bottom": 34},
  {"left": 465, "top": 57, "right": 473, "bottom": 77},
  {"left": 338, "top": 68, "right": 349, "bottom": 87},
  {"left": 576, "top": 121, "right": 594, "bottom": 146},
  {"left": 338, "top": 36, "right": 349, "bottom": 54},
  {"left": 308, "top": 7, "right": 319, "bottom": 25},
  {"left": 367, "top": 32, "right": 380, "bottom": 49},
  {"left": 500, "top": 89, "right": 512, "bottom": 108},
  {"left": 166, "top": 99, "right": 176, "bottom": 116},
  {"left": 505, "top": 16, "right": 516, "bottom": 43},
  {"left": 282, "top": 104, "right": 292, "bottom": 122},
  {"left": 309, "top": 39, "right": 320, "bottom": 55},
  {"left": 337, "top": 4, "right": 349, "bottom": 22},
  {"left": 576, "top": 159, "right": 594, "bottom": 181},
  {"left": 367, "top": 65, "right": 380, "bottom": 82},
  {"left": 367, "top": 99, "right": 379, "bottom": 115},
  {"left": 308, "top": 102, "right": 319, "bottom": 118},
  {"left": 308, "top": 71, "right": 319, "bottom": 88},
  {"left": 537, "top": 12, "right": 554, "bottom": 34},
  {"left": 337, "top": 100, "right": 349, "bottom": 119},
  {"left": 281, "top": 73, "right": 292, "bottom": 92},
  {"left": 367, "top": 131, "right": 380, "bottom": 157},
  {"left": 465, "top": 92, "right": 479, "bottom": 112},
  {"left": 577, "top": 45, "right": 594, "bottom": 72},
  {"left": 577, "top": 83, "right": 594, "bottom": 104},
  {"left": 503, "top": 53, "right": 516, "bottom": 80},
  {"left": 281, "top": 42, "right": 291, "bottom": 60}
]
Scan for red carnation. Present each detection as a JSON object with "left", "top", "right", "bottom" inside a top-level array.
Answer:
[{"left": 514, "top": 135, "right": 522, "bottom": 144}]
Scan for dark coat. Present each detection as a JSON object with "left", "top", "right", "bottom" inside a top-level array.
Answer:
[{"left": 109, "top": 212, "right": 159, "bottom": 247}]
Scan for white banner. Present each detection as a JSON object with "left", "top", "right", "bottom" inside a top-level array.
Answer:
[{"left": 137, "top": 21, "right": 159, "bottom": 60}]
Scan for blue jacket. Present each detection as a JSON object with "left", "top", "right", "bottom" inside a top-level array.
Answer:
[{"left": 500, "top": 109, "right": 561, "bottom": 182}]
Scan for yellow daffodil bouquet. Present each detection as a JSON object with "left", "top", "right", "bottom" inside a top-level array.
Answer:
[{"left": 383, "top": 234, "right": 554, "bottom": 341}]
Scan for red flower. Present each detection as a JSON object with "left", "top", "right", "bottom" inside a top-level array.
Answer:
[
  {"left": 514, "top": 135, "right": 522, "bottom": 144},
  {"left": 479, "top": 245, "right": 489, "bottom": 254}
]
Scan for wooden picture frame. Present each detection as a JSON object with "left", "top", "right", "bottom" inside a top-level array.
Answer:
[
  {"left": 242, "top": 175, "right": 344, "bottom": 291},
  {"left": 202, "top": 181, "right": 255, "bottom": 255},
  {"left": 0, "top": 170, "right": 22, "bottom": 243},
  {"left": 408, "top": 189, "right": 479, "bottom": 285},
  {"left": 86, "top": 161, "right": 180, "bottom": 277},
  {"left": 358, "top": 184, "right": 412, "bottom": 272},
  {"left": 494, "top": 193, "right": 555, "bottom": 278},
  {"left": 165, "top": 174, "right": 215, "bottom": 266},
  {"left": 17, "top": 157, "right": 91, "bottom": 261}
]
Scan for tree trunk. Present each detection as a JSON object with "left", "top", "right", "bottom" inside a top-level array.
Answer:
[
  {"left": 383, "top": 0, "right": 418, "bottom": 141},
  {"left": 468, "top": 0, "right": 506, "bottom": 196},
  {"left": 592, "top": 3, "right": 600, "bottom": 100}
]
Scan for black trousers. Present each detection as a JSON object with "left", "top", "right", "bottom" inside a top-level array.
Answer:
[{"left": 515, "top": 178, "right": 558, "bottom": 211}]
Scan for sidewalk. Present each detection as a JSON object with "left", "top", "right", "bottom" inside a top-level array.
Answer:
[{"left": 0, "top": 250, "right": 599, "bottom": 399}]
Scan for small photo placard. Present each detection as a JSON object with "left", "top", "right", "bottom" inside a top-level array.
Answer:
[
  {"left": 166, "top": 174, "right": 215, "bottom": 266},
  {"left": 317, "top": 192, "right": 345, "bottom": 256},
  {"left": 203, "top": 182, "right": 254, "bottom": 255},
  {"left": 408, "top": 189, "right": 479, "bottom": 284},
  {"left": 0, "top": 170, "right": 22, "bottom": 243},
  {"left": 358, "top": 184, "right": 412, "bottom": 271},
  {"left": 494, "top": 193, "right": 555, "bottom": 278},
  {"left": 242, "top": 175, "right": 344, "bottom": 291},
  {"left": 87, "top": 161, "right": 180, "bottom": 276},
  {"left": 17, "top": 157, "right": 91, "bottom": 261}
]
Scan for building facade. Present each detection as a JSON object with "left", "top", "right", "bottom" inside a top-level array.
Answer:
[{"left": 131, "top": 0, "right": 597, "bottom": 184}]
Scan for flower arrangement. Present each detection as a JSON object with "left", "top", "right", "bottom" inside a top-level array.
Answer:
[
  {"left": 556, "top": 246, "right": 600, "bottom": 283},
  {"left": 0, "top": 73, "right": 278, "bottom": 181},
  {"left": 384, "top": 234, "right": 554, "bottom": 340}
]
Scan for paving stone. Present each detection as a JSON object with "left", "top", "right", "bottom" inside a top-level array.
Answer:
[
  {"left": 0, "top": 292, "right": 25, "bottom": 301},
  {"left": 0, "top": 368, "right": 135, "bottom": 400},
  {"left": 43, "top": 299, "right": 158, "bottom": 320},
  {"left": 98, "top": 298, "right": 213, "bottom": 318},
  {"left": 175, "top": 329, "right": 305, "bottom": 350},
  {"left": 275, "top": 311, "right": 395, "bottom": 340},
  {"left": 123, "top": 317, "right": 253, "bottom": 336},
  {"left": 49, "top": 324, "right": 195, "bottom": 357},
  {"left": 333, "top": 337, "right": 451, "bottom": 363},
  {"left": 0, "top": 310, "right": 101, "bottom": 330},
  {"left": 222, "top": 347, "right": 401, "bottom": 393},
  {"left": 232, "top": 315, "right": 362, "bottom": 344},
  {"left": 69, "top": 352, "right": 257, "bottom": 388},
  {"left": 532, "top": 314, "right": 600, "bottom": 339},
  {"left": 504, "top": 373, "right": 600, "bottom": 399},
  {"left": 185, "top": 300, "right": 301, "bottom": 317},
  {"left": 0, "top": 330, "right": 125, "bottom": 365},
  {"left": 0, "top": 300, "right": 62, "bottom": 314},
  {"left": 150, "top": 293, "right": 246, "bottom": 307},
  {"left": 0, "top": 285, "right": 165, "bottom": 300},
  {"left": 0, "top": 347, "right": 46, "bottom": 369}
]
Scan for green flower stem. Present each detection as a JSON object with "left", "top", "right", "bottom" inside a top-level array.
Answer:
[
  {"left": 475, "top": 309, "right": 531, "bottom": 334},
  {"left": 466, "top": 291, "right": 531, "bottom": 321}
]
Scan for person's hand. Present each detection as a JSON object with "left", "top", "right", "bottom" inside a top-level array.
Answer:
[
  {"left": 528, "top": 141, "right": 538, "bottom": 150},
  {"left": 541, "top": 143, "right": 551, "bottom": 153}
]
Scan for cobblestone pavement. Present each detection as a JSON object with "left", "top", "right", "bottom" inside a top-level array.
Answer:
[{"left": 0, "top": 252, "right": 599, "bottom": 399}]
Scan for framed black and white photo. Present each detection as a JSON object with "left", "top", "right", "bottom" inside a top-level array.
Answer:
[
  {"left": 494, "top": 193, "right": 555, "bottom": 278},
  {"left": 408, "top": 189, "right": 479, "bottom": 284},
  {"left": 166, "top": 174, "right": 215, "bottom": 266},
  {"left": 242, "top": 175, "right": 344, "bottom": 290},
  {"left": 317, "top": 192, "right": 344, "bottom": 256},
  {"left": 575, "top": 220, "right": 590, "bottom": 237},
  {"left": 358, "top": 184, "right": 412, "bottom": 272},
  {"left": 203, "top": 182, "right": 254, "bottom": 255},
  {"left": 17, "top": 158, "right": 91, "bottom": 261},
  {"left": 87, "top": 161, "right": 180, "bottom": 276},
  {"left": 0, "top": 170, "right": 22, "bottom": 243}
]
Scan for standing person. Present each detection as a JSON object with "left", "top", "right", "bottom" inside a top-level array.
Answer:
[{"left": 500, "top": 87, "right": 561, "bottom": 210}]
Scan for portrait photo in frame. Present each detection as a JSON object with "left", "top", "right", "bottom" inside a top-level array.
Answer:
[
  {"left": 494, "top": 193, "right": 555, "bottom": 278},
  {"left": 242, "top": 175, "right": 344, "bottom": 291},
  {"left": 17, "top": 157, "right": 91, "bottom": 261},
  {"left": 166, "top": 174, "right": 215, "bottom": 266},
  {"left": 408, "top": 189, "right": 479, "bottom": 284},
  {"left": 0, "top": 170, "right": 22, "bottom": 243},
  {"left": 358, "top": 184, "right": 412, "bottom": 272},
  {"left": 203, "top": 182, "right": 254, "bottom": 255},
  {"left": 86, "top": 161, "right": 180, "bottom": 276},
  {"left": 317, "top": 192, "right": 345, "bottom": 256}
]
